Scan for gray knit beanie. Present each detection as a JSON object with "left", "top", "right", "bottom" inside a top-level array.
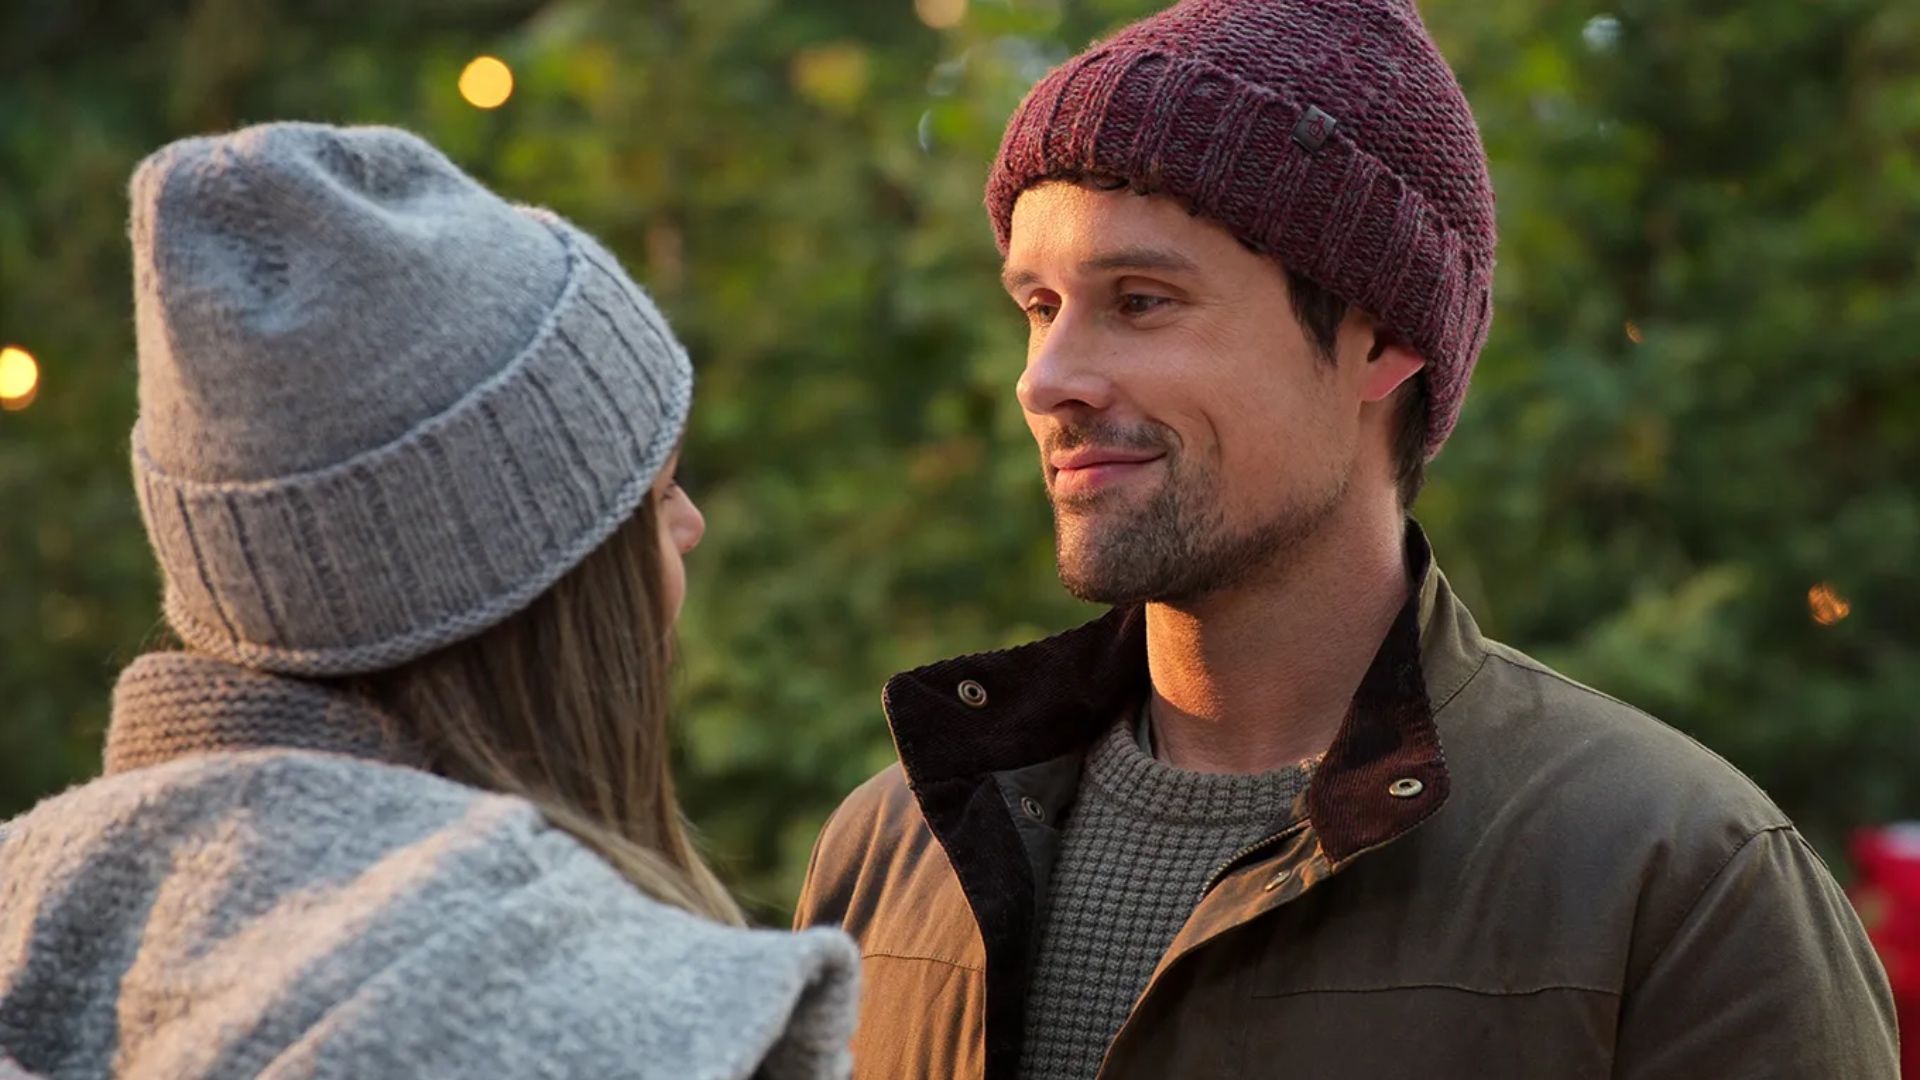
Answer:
[{"left": 128, "top": 123, "right": 692, "bottom": 676}]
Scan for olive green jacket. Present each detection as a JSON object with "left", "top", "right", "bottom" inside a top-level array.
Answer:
[{"left": 797, "top": 528, "right": 1897, "bottom": 1079}]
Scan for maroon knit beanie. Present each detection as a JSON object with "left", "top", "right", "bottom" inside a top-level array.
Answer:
[{"left": 986, "top": 0, "right": 1496, "bottom": 458}]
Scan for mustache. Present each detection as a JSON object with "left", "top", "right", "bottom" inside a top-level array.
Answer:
[{"left": 1044, "top": 419, "right": 1175, "bottom": 458}]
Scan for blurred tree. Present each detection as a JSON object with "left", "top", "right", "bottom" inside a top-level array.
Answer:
[{"left": 1, "top": 0, "right": 1915, "bottom": 923}]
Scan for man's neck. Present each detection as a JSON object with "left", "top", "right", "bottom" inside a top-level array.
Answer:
[{"left": 1144, "top": 501, "right": 1412, "bottom": 775}]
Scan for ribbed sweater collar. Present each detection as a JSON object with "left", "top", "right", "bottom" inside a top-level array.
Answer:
[
  {"left": 105, "top": 651, "right": 420, "bottom": 775},
  {"left": 1081, "top": 717, "right": 1316, "bottom": 828}
]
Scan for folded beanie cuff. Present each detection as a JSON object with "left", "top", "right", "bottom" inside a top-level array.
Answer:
[
  {"left": 133, "top": 212, "right": 692, "bottom": 676},
  {"left": 986, "top": 49, "right": 1494, "bottom": 457}
]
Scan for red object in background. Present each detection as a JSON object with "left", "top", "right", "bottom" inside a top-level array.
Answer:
[{"left": 1853, "top": 824, "right": 1920, "bottom": 1075}]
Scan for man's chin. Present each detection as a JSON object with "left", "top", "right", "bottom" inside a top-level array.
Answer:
[
  {"left": 1057, "top": 566, "right": 1134, "bottom": 605},
  {"left": 1054, "top": 535, "right": 1161, "bottom": 606},
  {"left": 1051, "top": 520, "right": 1110, "bottom": 567}
]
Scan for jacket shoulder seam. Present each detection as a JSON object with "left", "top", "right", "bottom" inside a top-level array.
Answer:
[
  {"left": 1429, "top": 648, "right": 1492, "bottom": 715},
  {"left": 1781, "top": 826, "right": 1845, "bottom": 882},
  {"left": 1481, "top": 650, "right": 1787, "bottom": 814},
  {"left": 1629, "top": 823, "right": 1798, "bottom": 996},
  {"left": 1485, "top": 648, "right": 1654, "bottom": 720}
]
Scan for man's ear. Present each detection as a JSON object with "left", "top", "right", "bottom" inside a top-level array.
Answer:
[
  {"left": 1339, "top": 309, "right": 1425, "bottom": 403},
  {"left": 1361, "top": 337, "right": 1425, "bottom": 404}
]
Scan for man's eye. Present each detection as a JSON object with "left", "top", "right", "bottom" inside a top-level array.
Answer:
[
  {"left": 1120, "top": 294, "right": 1170, "bottom": 316},
  {"left": 1024, "top": 302, "right": 1058, "bottom": 326}
]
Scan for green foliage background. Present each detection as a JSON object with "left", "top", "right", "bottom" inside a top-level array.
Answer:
[{"left": 3, "top": 0, "right": 1916, "bottom": 921}]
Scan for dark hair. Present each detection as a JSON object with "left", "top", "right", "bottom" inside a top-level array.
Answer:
[{"left": 1284, "top": 268, "right": 1429, "bottom": 509}]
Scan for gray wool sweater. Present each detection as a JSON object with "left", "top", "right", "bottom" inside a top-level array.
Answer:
[
  {"left": 1016, "top": 716, "right": 1315, "bottom": 1080},
  {"left": 0, "top": 652, "right": 859, "bottom": 1080}
]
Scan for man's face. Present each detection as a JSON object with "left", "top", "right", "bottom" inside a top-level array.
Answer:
[{"left": 1002, "top": 181, "right": 1367, "bottom": 606}]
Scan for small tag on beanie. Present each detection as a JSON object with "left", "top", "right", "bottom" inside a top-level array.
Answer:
[{"left": 1293, "top": 105, "right": 1338, "bottom": 151}]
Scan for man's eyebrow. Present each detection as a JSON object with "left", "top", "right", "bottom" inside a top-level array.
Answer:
[
  {"left": 1001, "top": 266, "right": 1040, "bottom": 294},
  {"left": 1080, "top": 247, "right": 1199, "bottom": 276},
  {"left": 1000, "top": 247, "right": 1199, "bottom": 294}
]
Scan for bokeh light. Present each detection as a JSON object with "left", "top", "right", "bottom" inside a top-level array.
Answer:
[
  {"left": 791, "top": 43, "right": 871, "bottom": 113},
  {"left": 1809, "top": 583, "right": 1852, "bottom": 626},
  {"left": 0, "top": 345, "right": 39, "bottom": 411},
  {"left": 916, "top": 0, "right": 967, "bottom": 30},
  {"left": 1582, "top": 13, "right": 1624, "bottom": 53},
  {"left": 459, "top": 56, "right": 514, "bottom": 110}
]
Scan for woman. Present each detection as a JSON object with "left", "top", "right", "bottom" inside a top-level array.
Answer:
[{"left": 0, "top": 123, "right": 856, "bottom": 1078}]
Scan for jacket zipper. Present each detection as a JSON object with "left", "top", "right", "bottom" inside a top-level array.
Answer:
[{"left": 1197, "top": 820, "right": 1311, "bottom": 901}]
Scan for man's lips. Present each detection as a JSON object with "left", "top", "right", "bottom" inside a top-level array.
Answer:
[
  {"left": 1048, "top": 448, "right": 1167, "bottom": 495},
  {"left": 1049, "top": 448, "right": 1166, "bottom": 472}
]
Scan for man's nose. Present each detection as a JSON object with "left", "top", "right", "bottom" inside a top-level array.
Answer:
[{"left": 1016, "top": 316, "right": 1118, "bottom": 418}]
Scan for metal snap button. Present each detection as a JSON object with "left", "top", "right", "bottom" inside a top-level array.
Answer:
[
  {"left": 957, "top": 679, "right": 988, "bottom": 709},
  {"left": 1388, "top": 777, "right": 1425, "bottom": 799},
  {"left": 1020, "top": 796, "right": 1046, "bottom": 822}
]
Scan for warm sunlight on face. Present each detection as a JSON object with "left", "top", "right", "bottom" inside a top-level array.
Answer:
[
  {"left": 1001, "top": 181, "right": 1364, "bottom": 605},
  {"left": 654, "top": 453, "right": 705, "bottom": 626}
]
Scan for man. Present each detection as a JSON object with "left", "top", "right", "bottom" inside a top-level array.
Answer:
[{"left": 796, "top": 0, "right": 1899, "bottom": 1076}]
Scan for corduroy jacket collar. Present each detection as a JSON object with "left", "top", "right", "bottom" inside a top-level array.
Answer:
[
  {"left": 876, "top": 519, "right": 1453, "bottom": 1079},
  {"left": 882, "top": 519, "right": 1448, "bottom": 857}
]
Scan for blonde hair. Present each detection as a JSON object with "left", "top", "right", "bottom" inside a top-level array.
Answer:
[{"left": 335, "top": 498, "right": 744, "bottom": 925}]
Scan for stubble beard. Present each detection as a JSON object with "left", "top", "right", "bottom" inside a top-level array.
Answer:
[{"left": 1052, "top": 454, "right": 1348, "bottom": 608}]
